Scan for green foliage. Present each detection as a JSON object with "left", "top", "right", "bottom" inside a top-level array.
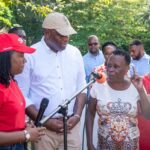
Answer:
[
  {"left": 55, "top": 0, "right": 150, "bottom": 54},
  {"left": 1, "top": 0, "right": 150, "bottom": 54},
  {"left": 8, "top": 0, "right": 52, "bottom": 44},
  {"left": 0, "top": 1, "right": 13, "bottom": 28}
]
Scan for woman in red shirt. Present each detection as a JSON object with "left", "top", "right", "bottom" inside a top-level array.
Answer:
[
  {"left": 0, "top": 33, "right": 45, "bottom": 150},
  {"left": 138, "top": 74, "right": 150, "bottom": 150}
]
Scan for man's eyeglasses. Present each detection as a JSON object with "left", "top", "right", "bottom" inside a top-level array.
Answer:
[{"left": 88, "top": 43, "right": 98, "bottom": 46}]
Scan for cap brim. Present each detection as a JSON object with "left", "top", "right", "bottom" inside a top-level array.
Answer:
[
  {"left": 56, "top": 27, "right": 77, "bottom": 36},
  {"left": 13, "top": 45, "right": 36, "bottom": 53}
]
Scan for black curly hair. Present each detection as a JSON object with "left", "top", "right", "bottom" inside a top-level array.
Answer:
[{"left": 0, "top": 51, "right": 13, "bottom": 87}]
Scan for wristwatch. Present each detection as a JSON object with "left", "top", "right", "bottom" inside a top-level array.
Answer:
[{"left": 24, "top": 130, "right": 31, "bottom": 142}]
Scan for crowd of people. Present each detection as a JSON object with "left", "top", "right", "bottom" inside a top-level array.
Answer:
[{"left": 0, "top": 12, "right": 150, "bottom": 150}]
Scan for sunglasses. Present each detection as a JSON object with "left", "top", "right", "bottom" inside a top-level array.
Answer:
[{"left": 88, "top": 43, "right": 98, "bottom": 46}]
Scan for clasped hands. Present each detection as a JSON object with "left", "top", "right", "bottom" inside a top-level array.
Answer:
[{"left": 45, "top": 115, "right": 80, "bottom": 133}]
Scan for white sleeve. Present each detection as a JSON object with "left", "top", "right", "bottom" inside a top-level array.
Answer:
[
  {"left": 15, "top": 54, "right": 34, "bottom": 107},
  {"left": 76, "top": 49, "right": 87, "bottom": 94}
]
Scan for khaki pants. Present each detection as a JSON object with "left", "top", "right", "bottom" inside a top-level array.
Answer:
[{"left": 34, "top": 123, "right": 81, "bottom": 150}]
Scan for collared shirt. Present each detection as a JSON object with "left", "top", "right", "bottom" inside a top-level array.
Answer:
[
  {"left": 130, "top": 53, "right": 150, "bottom": 76},
  {"left": 83, "top": 51, "right": 105, "bottom": 83},
  {"left": 15, "top": 38, "right": 86, "bottom": 117}
]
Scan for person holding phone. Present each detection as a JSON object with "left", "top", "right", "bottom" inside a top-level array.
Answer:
[{"left": 86, "top": 50, "right": 150, "bottom": 150}]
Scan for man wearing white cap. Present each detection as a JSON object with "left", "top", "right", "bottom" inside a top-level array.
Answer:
[{"left": 16, "top": 12, "right": 87, "bottom": 150}]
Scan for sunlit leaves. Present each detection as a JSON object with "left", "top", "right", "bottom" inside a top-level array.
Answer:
[
  {"left": 0, "top": 1, "right": 13, "bottom": 28},
  {"left": 0, "top": 0, "right": 150, "bottom": 53}
]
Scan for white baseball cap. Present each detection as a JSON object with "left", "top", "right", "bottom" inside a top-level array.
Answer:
[{"left": 42, "top": 12, "right": 77, "bottom": 36}]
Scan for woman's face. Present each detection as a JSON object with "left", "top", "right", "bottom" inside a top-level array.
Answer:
[
  {"left": 10, "top": 51, "right": 26, "bottom": 75},
  {"left": 107, "top": 54, "right": 129, "bottom": 82},
  {"left": 103, "top": 45, "right": 116, "bottom": 64}
]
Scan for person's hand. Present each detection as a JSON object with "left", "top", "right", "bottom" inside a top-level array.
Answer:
[
  {"left": 26, "top": 120, "right": 35, "bottom": 128},
  {"left": 131, "top": 75, "right": 143, "bottom": 90},
  {"left": 131, "top": 66, "right": 143, "bottom": 91},
  {"left": 26, "top": 126, "right": 46, "bottom": 142},
  {"left": 67, "top": 115, "right": 80, "bottom": 131},
  {"left": 45, "top": 118, "right": 64, "bottom": 133}
]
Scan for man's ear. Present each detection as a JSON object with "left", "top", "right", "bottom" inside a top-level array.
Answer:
[
  {"left": 43, "top": 29, "right": 51, "bottom": 39},
  {"left": 140, "top": 45, "right": 144, "bottom": 52}
]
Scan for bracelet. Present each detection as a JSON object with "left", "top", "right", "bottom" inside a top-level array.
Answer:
[
  {"left": 73, "top": 114, "right": 81, "bottom": 120},
  {"left": 23, "top": 130, "right": 31, "bottom": 142}
]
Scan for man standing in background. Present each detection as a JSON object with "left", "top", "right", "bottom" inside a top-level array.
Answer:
[
  {"left": 82, "top": 35, "right": 104, "bottom": 150},
  {"left": 8, "top": 27, "right": 27, "bottom": 44},
  {"left": 129, "top": 39, "right": 150, "bottom": 76},
  {"left": 83, "top": 35, "right": 104, "bottom": 83}
]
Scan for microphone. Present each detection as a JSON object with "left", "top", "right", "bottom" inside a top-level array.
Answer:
[
  {"left": 35, "top": 98, "right": 49, "bottom": 127},
  {"left": 91, "top": 72, "right": 106, "bottom": 83}
]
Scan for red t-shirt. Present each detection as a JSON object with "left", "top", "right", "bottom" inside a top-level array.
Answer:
[
  {"left": 138, "top": 75, "right": 150, "bottom": 150},
  {"left": 0, "top": 80, "right": 25, "bottom": 131}
]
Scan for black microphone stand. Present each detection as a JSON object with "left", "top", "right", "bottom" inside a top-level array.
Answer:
[{"left": 39, "top": 78, "right": 96, "bottom": 150}]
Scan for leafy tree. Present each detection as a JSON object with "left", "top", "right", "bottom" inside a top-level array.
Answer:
[
  {"left": 0, "top": 1, "right": 13, "bottom": 29},
  {"left": 8, "top": 0, "right": 52, "bottom": 44},
  {"left": 1, "top": 0, "right": 150, "bottom": 54}
]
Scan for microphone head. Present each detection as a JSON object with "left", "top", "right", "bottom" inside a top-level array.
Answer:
[
  {"left": 96, "top": 72, "right": 106, "bottom": 83},
  {"left": 91, "top": 72, "right": 106, "bottom": 83},
  {"left": 40, "top": 98, "right": 49, "bottom": 108}
]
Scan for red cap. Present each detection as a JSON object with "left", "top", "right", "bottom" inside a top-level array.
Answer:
[{"left": 0, "top": 33, "right": 35, "bottom": 53}]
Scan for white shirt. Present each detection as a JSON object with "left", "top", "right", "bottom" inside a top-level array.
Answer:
[
  {"left": 16, "top": 38, "right": 86, "bottom": 117},
  {"left": 90, "top": 81, "right": 140, "bottom": 143},
  {"left": 130, "top": 53, "right": 150, "bottom": 76}
]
